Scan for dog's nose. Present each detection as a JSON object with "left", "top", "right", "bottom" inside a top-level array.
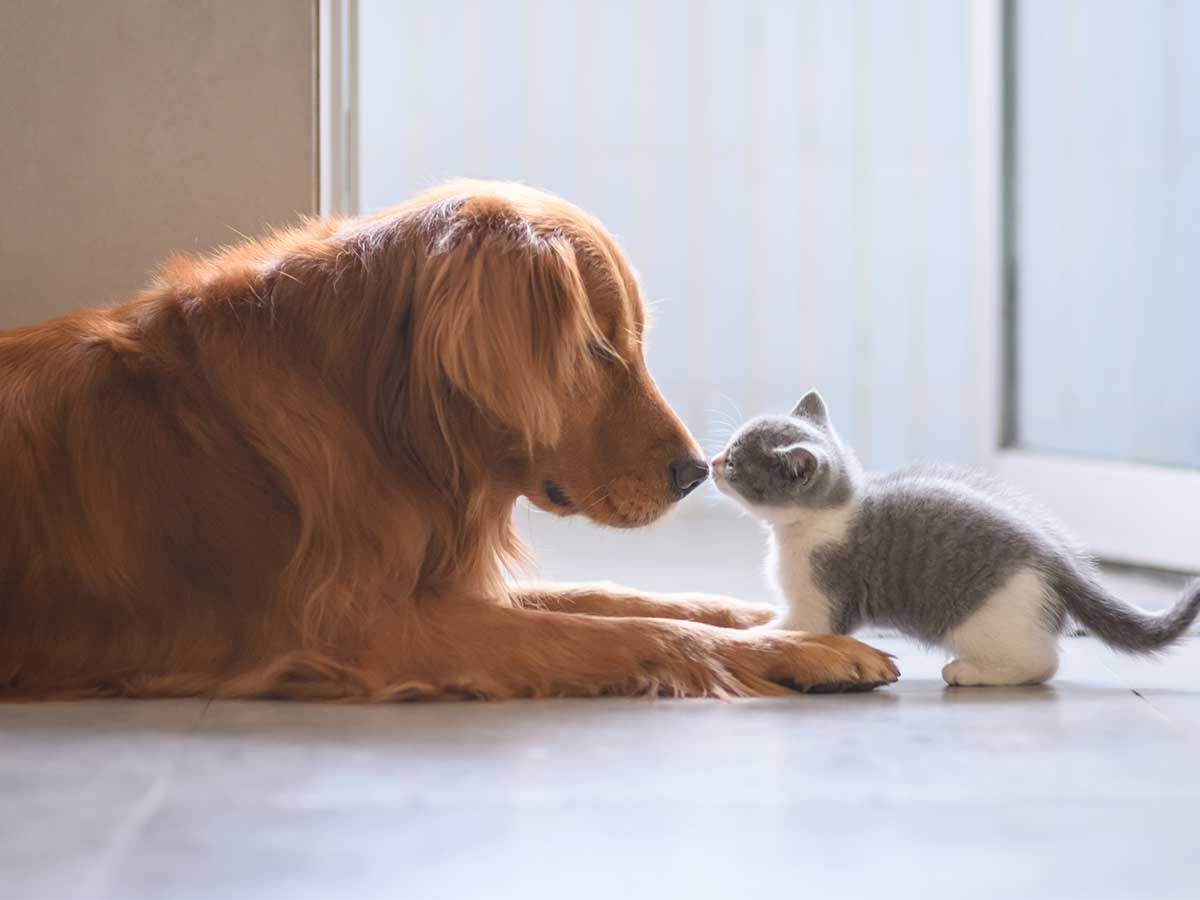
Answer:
[{"left": 669, "top": 456, "right": 709, "bottom": 498}]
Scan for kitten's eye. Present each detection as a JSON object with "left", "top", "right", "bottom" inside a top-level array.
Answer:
[{"left": 588, "top": 340, "right": 619, "bottom": 364}]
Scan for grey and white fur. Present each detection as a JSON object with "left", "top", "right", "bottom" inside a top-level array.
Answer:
[{"left": 711, "top": 390, "right": 1200, "bottom": 686}]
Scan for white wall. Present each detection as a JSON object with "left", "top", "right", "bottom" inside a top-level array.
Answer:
[
  {"left": 358, "top": 0, "right": 974, "bottom": 470},
  {"left": 0, "top": 0, "right": 316, "bottom": 328}
]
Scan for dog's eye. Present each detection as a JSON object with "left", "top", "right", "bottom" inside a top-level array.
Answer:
[{"left": 588, "top": 340, "right": 619, "bottom": 364}]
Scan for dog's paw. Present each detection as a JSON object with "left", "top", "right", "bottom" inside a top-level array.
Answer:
[
  {"left": 794, "top": 634, "right": 900, "bottom": 691},
  {"left": 621, "top": 621, "right": 900, "bottom": 698},
  {"left": 714, "top": 631, "right": 900, "bottom": 694}
]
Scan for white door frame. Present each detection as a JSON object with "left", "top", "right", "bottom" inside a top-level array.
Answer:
[
  {"left": 968, "top": 0, "right": 1200, "bottom": 573},
  {"left": 318, "top": 0, "right": 359, "bottom": 217}
]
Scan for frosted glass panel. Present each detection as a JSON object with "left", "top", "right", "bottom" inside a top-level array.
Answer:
[{"left": 1014, "top": 0, "right": 1200, "bottom": 468}]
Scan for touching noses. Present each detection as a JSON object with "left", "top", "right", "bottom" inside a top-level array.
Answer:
[{"left": 668, "top": 456, "right": 709, "bottom": 499}]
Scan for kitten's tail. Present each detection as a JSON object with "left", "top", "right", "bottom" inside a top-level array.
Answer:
[{"left": 1053, "top": 568, "right": 1200, "bottom": 653}]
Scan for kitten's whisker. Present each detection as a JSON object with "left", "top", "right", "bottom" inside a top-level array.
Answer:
[
  {"left": 704, "top": 418, "right": 739, "bottom": 442},
  {"left": 715, "top": 392, "right": 745, "bottom": 424}
]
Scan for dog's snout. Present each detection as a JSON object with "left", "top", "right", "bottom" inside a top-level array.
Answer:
[{"left": 669, "top": 456, "right": 709, "bottom": 499}]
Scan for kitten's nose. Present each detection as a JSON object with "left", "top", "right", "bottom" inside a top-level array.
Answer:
[{"left": 668, "top": 456, "right": 709, "bottom": 499}]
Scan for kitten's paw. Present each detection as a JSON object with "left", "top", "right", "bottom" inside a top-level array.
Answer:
[
  {"left": 942, "top": 658, "right": 1052, "bottom": 687},
  {"left": 942, "top": 659, "right": 987, "bottom": 686}
]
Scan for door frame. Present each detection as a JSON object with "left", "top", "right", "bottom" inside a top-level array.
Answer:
[
  {"left": 968, "top": 0, "right": 1200, "bottom": 572},
  {"left": 318, "top": 0, "right": 359, "bottom": 217}
]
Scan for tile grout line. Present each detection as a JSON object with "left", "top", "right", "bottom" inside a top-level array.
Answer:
[{"left": 1095, "top": 656, "right": 1182, "bottom": 732}]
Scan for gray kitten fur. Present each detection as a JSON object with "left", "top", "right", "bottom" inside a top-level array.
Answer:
[{"left": 716, "top": 390, "right": 1200, "bottom": 657}]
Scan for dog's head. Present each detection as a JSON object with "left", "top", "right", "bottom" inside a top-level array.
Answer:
[{"left": 402, "top": 181, "right": 707, "bottom": 528}]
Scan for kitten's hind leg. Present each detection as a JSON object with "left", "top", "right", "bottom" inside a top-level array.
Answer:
[
  {"left": 941, "top": 568, "right": 1061, "bottom": 687},
  {"left": 942, "top": 653, "right": 1057, "bottom": 687}
]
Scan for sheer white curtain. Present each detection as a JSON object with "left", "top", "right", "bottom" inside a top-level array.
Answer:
[{"left": 358, "top": 0, "right": 976, "bottom": 471}]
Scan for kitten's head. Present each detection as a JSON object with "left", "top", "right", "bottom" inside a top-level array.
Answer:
[{"left": 711, "top": 390, "right": 861, "bottom": 523}]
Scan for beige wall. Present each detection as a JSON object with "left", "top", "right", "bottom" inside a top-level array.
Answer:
[{"left": 0, "top": 0, "right": 318, "bottom": 328}]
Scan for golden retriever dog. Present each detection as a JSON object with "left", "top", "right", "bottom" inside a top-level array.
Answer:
[{"left": 0, "top": 180, "right": 897, "bottom": 700}]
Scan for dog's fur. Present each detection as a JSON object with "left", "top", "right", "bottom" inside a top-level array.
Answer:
[{"left": 0, "top": 181, "right": 897, "bottom": 700}]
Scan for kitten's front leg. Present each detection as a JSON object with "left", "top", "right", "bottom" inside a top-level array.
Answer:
[
  {"left": 773, "top": 589, "right": 836, "bottom": 634},
  {"left": 512, "top": 582, "right": 777, "bottom": 629}
]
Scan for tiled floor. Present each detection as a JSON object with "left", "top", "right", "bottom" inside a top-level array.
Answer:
[{"left": 3, "top": 507, "right": 1198, "bottom": 900}]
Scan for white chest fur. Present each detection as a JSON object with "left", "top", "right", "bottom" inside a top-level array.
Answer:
[{"left": 766, "top": 503, "right": 857, "bottom": 633}]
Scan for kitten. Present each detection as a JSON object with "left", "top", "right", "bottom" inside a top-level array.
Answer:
[{"left": 711, "top": 390, "right": 1200, "bottom": 686}]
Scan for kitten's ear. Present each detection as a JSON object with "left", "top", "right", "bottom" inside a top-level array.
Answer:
[
  {"left": 775, "top": 444, "right": 820, "bottom": 484},
  {"left": 791, "top": 390, "right": 828, "bottom": 423}
]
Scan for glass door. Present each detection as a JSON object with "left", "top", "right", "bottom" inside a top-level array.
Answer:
[{"left": 981, "top": 0, "right": 1200, "bottom": 571}]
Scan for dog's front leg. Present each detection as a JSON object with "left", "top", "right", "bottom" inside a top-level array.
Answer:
[
  {"left": 512, "top": 582, "right": 776, "bottom": 629},
  {"left": 367, "top": 599, "right": 897, "bottom": 699}
]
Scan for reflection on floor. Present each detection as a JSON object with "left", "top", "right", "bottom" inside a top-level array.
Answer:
[{"left": 3, "top": 506, "right": 1197, "bottom": 900}]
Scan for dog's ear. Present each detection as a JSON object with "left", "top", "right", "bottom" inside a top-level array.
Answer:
[{"left": 416, "top": 225, "right": 597, "bottom": 446}]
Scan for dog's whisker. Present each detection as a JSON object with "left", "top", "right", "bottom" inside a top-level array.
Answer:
[
  {"left": 567, "top": 478, "right": 611, "bottom": 511},
  {"left": 575, "top": 477, "right": 619, "bottom": 513},
  {"left": 576, "top": 485, "right": 617, "bottom": 516},
  {"left": 580, "top": 494, "right": 611, "bottom": 515}
]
